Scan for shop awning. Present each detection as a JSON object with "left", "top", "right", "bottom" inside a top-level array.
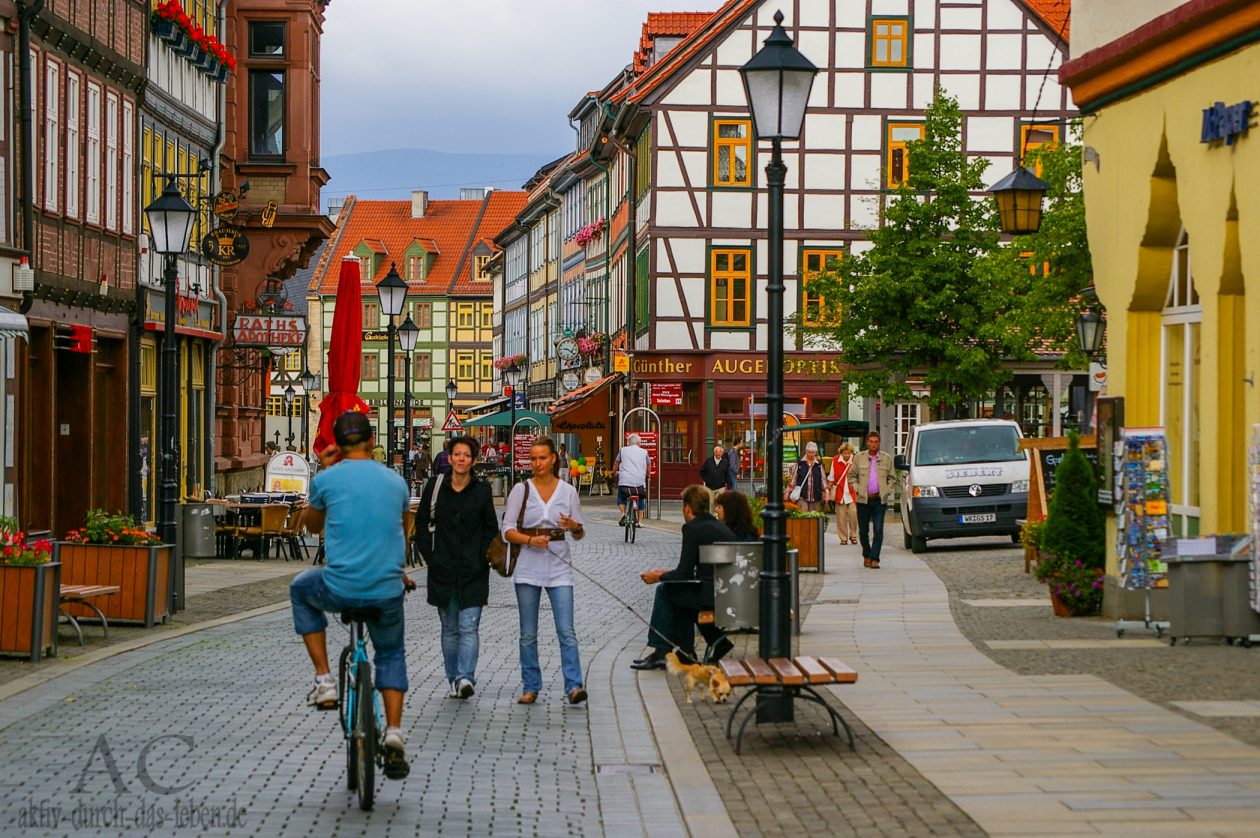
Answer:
[
  {"left": 466, "top": 396, "right": 509, "bottom": 415},
  {"left": 0, "top": 306, "right": 29, "bottom": 339},
  {"left": 550, "top": 373, "right": 622, "bottom": 420},
  {"left": 463, "top": 409, "right": 551, "bottom": 428},
  {"left": 782, "top": 419, "right": 870, "bottom": 438}
]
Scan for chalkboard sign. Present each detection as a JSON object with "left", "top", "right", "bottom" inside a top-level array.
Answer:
[
  {"left": 1038, "top": 446, "right": 1101, "bottom": 499},
  {"left": 1019, "top": 436, "right": 1099, "bottom": 520}
]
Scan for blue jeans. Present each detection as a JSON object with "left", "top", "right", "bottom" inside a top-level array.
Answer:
[
  {"left": 857, "top": 499, "right": 887, "bottom": 562},
  {"left": 515, "top": 584, "right": 583, "bottom": 694},
  {"left": 290, "top": 567, "right": 408, "bottom": 692},
  {"left": 438, "top": 595, "right": 482, "bottom": 686}
]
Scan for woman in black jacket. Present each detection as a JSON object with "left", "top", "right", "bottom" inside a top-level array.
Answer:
[
  {"left": 414, "top": 435, "right": 499, "bottom": 700},
  {"left": 715, "top": 490, "right": 760, "bottom": 542}
]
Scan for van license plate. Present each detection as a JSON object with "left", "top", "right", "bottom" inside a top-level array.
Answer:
[{"left": 960, "top": 513, "right": 996, "bottom": 524}]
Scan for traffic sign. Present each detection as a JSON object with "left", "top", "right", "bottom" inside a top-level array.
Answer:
[{"left": 441, "top": 410, "right": 463, "bottom": 432}]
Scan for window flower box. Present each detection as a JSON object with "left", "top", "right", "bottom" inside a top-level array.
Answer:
[
  {"left": 493, "top": 354, "right": 528, "bottom": 371},
  {"left": 193, "top": 49, "right": 215, "bottom": 72},
  {"left": 153, "top": 17, "right": 179, "bottom": 44}
]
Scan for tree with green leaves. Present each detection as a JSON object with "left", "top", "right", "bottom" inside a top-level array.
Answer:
[{"left": 803, "top": 93, "right": 1021, "bottom": 414}]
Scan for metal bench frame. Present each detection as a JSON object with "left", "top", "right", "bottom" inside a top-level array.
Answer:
[
  {"left": 721, "top": 656, "right": 857, "bottom": 755},
  {"left": 59, "top": 585, "right": 120, "bottom": 646}
]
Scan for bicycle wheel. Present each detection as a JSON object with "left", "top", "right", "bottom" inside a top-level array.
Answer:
[
  {"left": 337, "top": 646, "right": 352, "bottom": 737},
  {"left": 630, "top": 509, "right": 637, "bottom": 544},
  {"left": 354, "top": 662, "right": 376, "bottom": 811}
]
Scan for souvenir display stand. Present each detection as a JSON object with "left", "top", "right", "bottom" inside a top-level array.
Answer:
[{"left": 1115, "top": 427, "right": 1171, "bottom": 638}]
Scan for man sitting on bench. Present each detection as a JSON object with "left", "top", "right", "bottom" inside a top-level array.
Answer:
[{"left": 632, "top": 484, "right": 736, "bottom": 670}]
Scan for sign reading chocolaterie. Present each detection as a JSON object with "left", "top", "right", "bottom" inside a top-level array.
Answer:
[{"left": 631, "top": 352, "right": 844, "bottom": 380}]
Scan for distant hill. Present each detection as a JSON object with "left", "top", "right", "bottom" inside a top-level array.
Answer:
[{"left": 320, "top": 148, "right": 555, "bottom": 207}]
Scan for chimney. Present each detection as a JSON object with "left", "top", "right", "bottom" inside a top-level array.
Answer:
[
  {"left": 460, "top": 187, "right": 490, "bottom": 200},
  {"left": 327, "top": 196, "right": 344, "bottom": 224},
  {"left": 411, "top": 190, "right": 429, "bottom": 219}
]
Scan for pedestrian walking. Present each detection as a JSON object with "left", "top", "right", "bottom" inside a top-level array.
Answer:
[
  {"left": 726, "top": 440, "right": 743, "bottom": 491},
  {"left": 558, "top": 442, "right": 570, "bottom": 483},
  {"left": 699, "top": 444, "right": 730, "bottom": 508},
  {"left": 789, "top": 442, "right": 826, "bottom": 512},
  {"left": 414, "top": 435, "right": 498, "bottom": 700},
  {"left": 502, "top": 436, "right": 588, "bottom": 705},
  {"left": 433, "top": 440, "right": 452, "bottom": 476},
  {"left": 849, "top": 431, "right": 896, "bottom": 569},
  {"left": 828, "top": 442, "right": 859, "bottom": 546}
]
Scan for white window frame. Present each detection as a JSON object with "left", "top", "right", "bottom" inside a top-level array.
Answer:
[
  {"left": 105, "top": 92, "right": 118, "bottom": 231},
  {"left": 121, "top": 99, "right": 134, "bottom": 235},
  {"left": 1159, "top": 227, "right": 1202, "bottom": 534},
  {"left": 65, "top": 71, "right": 80, "bottom": 219},
  {"left": 893, "top": 402, "right": 921, "bottom": 456},
  {"left": 85, "top": 81, "right": 101, "bottom": 225},
  {"left": 43, "top": 60, "right": 58, "bottom": 212}
]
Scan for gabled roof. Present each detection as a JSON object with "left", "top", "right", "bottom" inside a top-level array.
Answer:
[
  {"left": 313, "top": 191, "right": 526, "bottom": 296},
  {"left": 359, "top": 238, "right": 388, "bottom": 254},
  {"left": 634, "top": 12, "right": 712, "bottom": 74},
  {"left": 1023, "top": 0, "right": 1070, "bottom": 41},
  {"left": 448, "top": 190, "right": 528, "bottom": 296},
  {"left": 407, "top": 237, "right": 440, "bottom": 254}
]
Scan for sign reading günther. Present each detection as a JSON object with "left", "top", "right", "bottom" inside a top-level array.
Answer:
[{"left": 232, "top": 314, "right": 307, "bottom": 347}]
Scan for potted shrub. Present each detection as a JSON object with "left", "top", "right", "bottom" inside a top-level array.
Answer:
[
  {"left": 55, "top": 510, "right": 172, "bottom": 628},
  {"left": 1033, "top": 432, "right": 1105, "bottom": 616},
  {"left": 0, "top": 518, "right": 59, "bottom": 661}
]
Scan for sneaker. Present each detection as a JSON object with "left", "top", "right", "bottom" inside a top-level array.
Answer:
[
  {"left": 383, "top": 729, "right": 409, "bottom": 780},
  {"left": 447, "top": 682, "right": 459, "bottom": 699},
  {"left": 307, "top": 677, "right": 338, "bottom": 710},
  {"left": 456, "top": 678, "right": 475, "bottom": 699}
]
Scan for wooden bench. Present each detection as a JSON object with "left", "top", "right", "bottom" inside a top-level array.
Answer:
[
  {"left": 59, "top": 584, "right": 121, "bottom": 646},
  {"left": 718, "top": 655, "right": 858, "bottom": 754}
]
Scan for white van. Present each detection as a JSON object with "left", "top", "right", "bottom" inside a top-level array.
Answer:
[{"left": 894, "top": 419, "right": 1030, "bottom": 553}]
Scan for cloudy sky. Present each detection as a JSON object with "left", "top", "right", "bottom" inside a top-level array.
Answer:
[{"left": 321, "top": 0, "right": 724, "bottom": 158}]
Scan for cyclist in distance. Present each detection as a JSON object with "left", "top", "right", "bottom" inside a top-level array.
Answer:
[
  {"left": 290, "top": 411, "right": 414, "bottom": 780},
  {"left": 614, "top": 433, "right": 651, "bottom": 527}
]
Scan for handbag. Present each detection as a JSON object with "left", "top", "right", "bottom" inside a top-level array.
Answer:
[
  {"left": 416, "top": 474, "right": 444, "bottom": 562},
  {"left": 487, "top": 479, "right": 530, "bottom": 578},
  {"left": 788, "top": 464, "right": 810, "bottom": 502}
]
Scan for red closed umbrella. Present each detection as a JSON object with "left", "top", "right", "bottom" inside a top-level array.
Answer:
[{"left": 314, "top": 257, "right": 371, "bottom": 457}]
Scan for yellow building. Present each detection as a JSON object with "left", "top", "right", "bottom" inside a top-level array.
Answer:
[{"left": 1062, "top": 0, "right": 1260, "bottom": 612}]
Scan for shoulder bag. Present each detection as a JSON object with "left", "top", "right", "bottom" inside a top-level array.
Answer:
[
  {"left": 416, "top": 474, "right": 444, "bottom": 562},
  {"left": 788, "top": 464, "right": 807, "bottom": 502},
  {"left": 487, "top": 479, "right": 530, "bottom": 578}
]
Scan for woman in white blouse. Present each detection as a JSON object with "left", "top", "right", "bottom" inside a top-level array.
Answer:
[{"left": 502, "top": 436, "right": 587, "bottom": 705}]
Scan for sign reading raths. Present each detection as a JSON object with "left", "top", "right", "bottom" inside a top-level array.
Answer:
[
  {"left": 232, "top": 314, "right": 307, "bottom": 347},
  {"left": 201, "top": 227, "right": 250, "bottom": 266}
]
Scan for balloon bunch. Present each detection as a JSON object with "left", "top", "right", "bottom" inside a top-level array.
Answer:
[{"left": 568, "top": 456, "right": 589, "bottom": 478}]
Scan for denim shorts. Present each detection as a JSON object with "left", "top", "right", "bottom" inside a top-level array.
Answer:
[
  {"left": 617, "top": 485, "right": 647, "bottom": 509},
  {"left": 290, "top": 567, "right": 408, "bottom": 692}
]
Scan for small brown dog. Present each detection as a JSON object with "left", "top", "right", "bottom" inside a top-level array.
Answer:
[{"left": 665, "top": 652, "right": 732, "bottom": 704}]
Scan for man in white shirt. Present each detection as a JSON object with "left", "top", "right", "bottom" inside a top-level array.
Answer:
[{"left": 613, "top": 434, "right": 651, "bottom": 527}]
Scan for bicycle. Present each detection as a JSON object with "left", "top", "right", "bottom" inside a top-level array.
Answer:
[
  {"left": 623, "top": 487, "right": 645, "bottom": 544},
  {"left": 336, "top": 606, "right": 384, "bottom": 811}
]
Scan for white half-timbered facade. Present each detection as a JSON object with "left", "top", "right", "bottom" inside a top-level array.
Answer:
[{"left": 609, "top": 0, "right": 1077, "bottom": 483}]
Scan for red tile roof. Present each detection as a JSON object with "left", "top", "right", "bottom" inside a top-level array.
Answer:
[
  {"left": 312, "top": 191, "right": 526, "bottom": 297},
  {"left": 634, "top": 12, "right": 712, "bottom": 74},
  {"left": 448, "top": 189, "right": 528, "bottom": 296},
  {"left": 1024, "top": 0, "right": 1071, "bottom": 41}
]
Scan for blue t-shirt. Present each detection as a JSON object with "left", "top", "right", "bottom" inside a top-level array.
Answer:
[{"left": 307, "top": 458, "right": 409, "bottom": 601}]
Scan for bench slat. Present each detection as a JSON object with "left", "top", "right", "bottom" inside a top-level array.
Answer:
[
  {"left": 741, "top": 657, "right": 780, "bottom": 685},
  {"left": 697, "top": 610, "right": 715, "bottom": 625},
  {"left": 768, "top": 657, "right": 804, "bottom": 685},
  {"left": 817, "top": 657, "right": 858, "bottom": 684},
  {"left": 791, "top": 656, "right": 836, "bottom": 684},
  {"left": 60, "top": 585, "right": 121, "bottom": 599},
  {"left": 718, "top": 658, "right": 754, "bottom": 686}
]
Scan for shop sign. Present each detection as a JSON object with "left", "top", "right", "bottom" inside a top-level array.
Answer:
[
  {"left": 201, "top": 226, "right": 250, "bottom": 266},
  {"left": 650, "top": 383, "right": 683, "bottom": 406},
  {"left": 631, "top": 352, "right": 845, "bottom": 381},
  {"left": 362, "top": 330, "right": 391, "bottom": 342},
  {"left": 144, "top": 289, "right": 219, "bottom": 334},
  {"left": 613, "top": 351, "right": 630, "bottom": 373},
  {"left": 1201, "top": 100, "right": 1253, "bottom": 146},
  {"left": 212, "top": 191, "right": 240, "bottom": 221},
  {"left": 261, "top": 200, "right": 279, "bottom": 228},
  {"left": 265, "top": 452, "right": 310, "bottom": 494},
  {"left": 562, "top": 372, "right": 580, "bottom": 392},
  {"left": 232, "top": 314, "right": 306, "bottom": 348},
  {"left": 584, "top": 367, "right": 603, "bottom": 385}
]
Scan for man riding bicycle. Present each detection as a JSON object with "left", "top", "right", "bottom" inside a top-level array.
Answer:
[
  {"left": 290, "top": 411, "right": 413, "bottom": 780},
  {"left": 614, "top": 433, "right": 651, "bottom": 527}
]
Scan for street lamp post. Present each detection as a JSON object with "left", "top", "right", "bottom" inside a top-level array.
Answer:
[
  {"left": 503, "top": 361, "right": 523, "bottom": 482},
  {"left": 300, "top": 367, "right": 319, "bottom": 458},
  {"left": 283, "top": 385, "right": 296, "bottom": 449},
  {"left": 376, "top": 263, "right": 408, "bottom": 470},
  {"left": 143, "top": 177, "right": 197, "bottom": 593},
  {"left": 1075, "top": 290, "right": 1106, "bottom": 433},
  {"left": 398, "top": 315, "right": 419, "bottom": 483},
  {"left": 740, "top": 11, "right": 817, "bottom": 724}
]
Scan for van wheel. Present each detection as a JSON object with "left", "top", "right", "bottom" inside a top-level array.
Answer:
[
  {"left": 910, "top": 535, "right": 927, "bottom": 554},
  {"left": 902, "top": 530, "right": 912, "bottom": 550},
  {"left": 1011, "top": 531, "right": 1022, "bottom": 544}
]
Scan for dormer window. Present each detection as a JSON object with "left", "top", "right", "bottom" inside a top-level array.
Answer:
[
  {"left": 402, "top": 238, "right": 437, "bottom": 281},
  {"left": 475, "top": 254, "right": 491, "bottom": 280},
  {"left": 407, "top": 255, "right": 424, "bottom": 281}
]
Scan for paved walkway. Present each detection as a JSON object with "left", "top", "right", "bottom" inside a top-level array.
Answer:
[{"left": 806, "top": 540, "right": 1260, "bottom": 836}]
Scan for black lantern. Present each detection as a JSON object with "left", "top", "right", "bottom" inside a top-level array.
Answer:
[
  {"left": 398, "top": 315, "right": 419, "bottom": 353},
  {"left": 988, "top": 167, "right": 1049, "bottom": 235},
  {"left": 445, "top": 379, "right": 458, "bottom": 403},
  {"left": 144, "top": 177, "right": 197, "bottom": 254},
  {"left": 502, "top": 360, "right": 523, "bottom": 390},
  {"left": 375, "top": 263, "right": 407, "bottom": 318},
  {"left": 299, "top": 368, "right": 319, "bottom": 392},
  {"left": 283, "top": 384, "right": 296, "bottom": 409},
  {"left": 738, "top": 11, "right": 817, "bottom": 140},
  {"left": 1076, "top": 307, "right": 1105, "bottom": 359}
]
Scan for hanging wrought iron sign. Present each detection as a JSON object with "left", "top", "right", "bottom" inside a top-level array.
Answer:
[
  {"left": 201, "top": 226, "right": 250, "bottom": 266},
  {"left": 212, "top": 190, "right": 240, "bottom": 220},
  {"left": 261, "top": 200, "right": 279, "bottom": 228}
]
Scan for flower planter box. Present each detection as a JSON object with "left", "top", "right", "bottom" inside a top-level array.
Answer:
[
  {"left": 173, "top": 31, "right": 197, "bottom": 58},
  {"left": 193, "top": 49, "right": 215, "bottom": 72},
  {"left": 786, "top": 516, "right": 825, "bottom": 572},
  {"left": 53, "top": 543, "right": 172, "bottom": 627},
  {"left": 153, "top": 18, "right": 179, "bottom": 44},
  {"left": 0, "top": 562, "right": 60, "bottom": 661},
  {"left": 211, "top": 62, "right": 228, "bottom": 83}
]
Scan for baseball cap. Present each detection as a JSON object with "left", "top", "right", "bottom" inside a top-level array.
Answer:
[{"left": 333, "top": 411, "right": 373, "bottom": 447}]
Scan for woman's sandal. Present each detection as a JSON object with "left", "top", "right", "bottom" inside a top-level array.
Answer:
[{"left": 517, "top": 692, "right": 538, "bottom": 705}]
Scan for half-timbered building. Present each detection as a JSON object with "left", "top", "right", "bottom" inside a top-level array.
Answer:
[{"left": 607, "top": 0, "right": 1076, "bottom": 490}]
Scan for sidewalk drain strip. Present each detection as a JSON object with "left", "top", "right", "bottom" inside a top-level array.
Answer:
[
  {"left": 596, "top": 763, "right": 657, "bottom": 775},
  {"left": 803, "top": 599, "right": 859, "bottom": 605}
]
